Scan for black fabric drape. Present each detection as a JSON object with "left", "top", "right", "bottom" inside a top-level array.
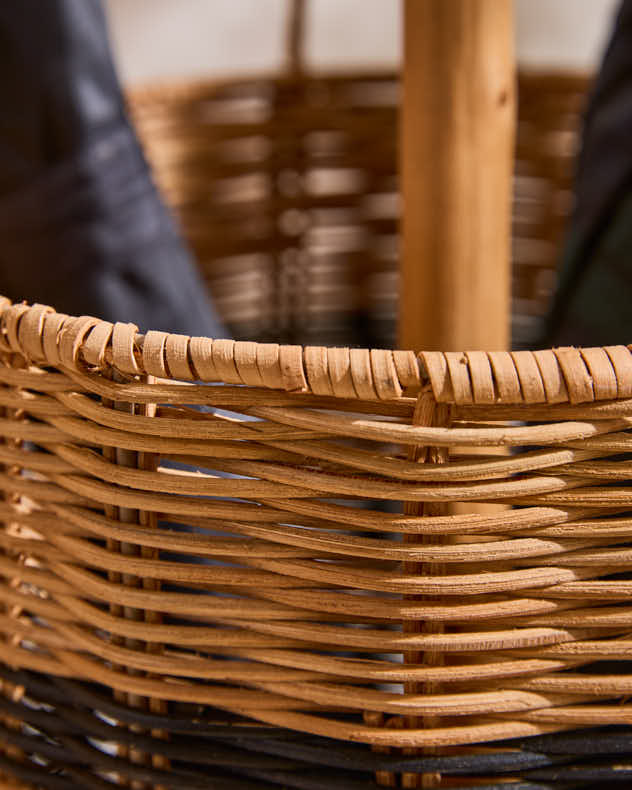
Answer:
[{"left": 0, "top": 0, "right": 225, "bottom": 337}]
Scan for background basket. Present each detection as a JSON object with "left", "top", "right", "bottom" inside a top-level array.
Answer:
[{"left": 128, "top": 0, "right": 591, "bottom": 348}]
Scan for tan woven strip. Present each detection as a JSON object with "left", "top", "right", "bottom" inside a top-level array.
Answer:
[
  {"left": 533, "top": 349, "right": 569, "bottom": 404},
  {"left": 257, "top": 343, "right": 284, "bottom": 389},
  {"left": 188, "top": 336, "right": 218, "bottom": 380},
  {"left": 234, "top": 341, "right": 264, "bottom": 386},
  {"left": 58, "top": 316, "right": 100, "bottom": 369},
  {"left": 165, "top": 333, "right": 194, "bottom": 380},
  {"left": 488, "top": 351, "right": 522, "bottom": 403},
  {"left": 370, "top": 350, "right": 402, "bottom": 400},
  {"left": 212, "top": 339, "right": 242, "bottom": 384},
  {"left": 580, "top": 347, "right": 617, "bottom": 401},
  {"left": 111, "top": 322, "right": 141, "bottom": 375},
  {"left": 419, "top": 352, "right": 453, "bottom": 403},
  {"left": 81, "top": 320, "right": 113, "bottom": 367},
  {"left": 511, "top": 351, "right": 546, "bottom": 404},
  {"left": 305, "top": 346, "right": 333, "bottom": 396},
  {"left": 279, "top": 344, "right": 307, "bottom": 391},
  {"left": 40, "top": 312, "right": 69, "bottom": 365},
  {"left": 142, "top": 331, "right": 169, "bottom": 378},
  {"left": 17, "top": 303, "right": 53, "bottom": 362},
  {"left": 349, "top": 348, "right": 378, "bottom": 399},
  {"left": 606, "top": 345, "right": 632, "bottom": 398},
  {"left": 554, "top": 347, "right": 594, "bottom": 404},
  {"left": 0, "top": 296, "right": 12, "bottom": 353},
  {"left": 327, "top": 348, "right": 356, "bottom": 398},
  {"left": 465, "top": 350, "right": 495, "bottom": 404},
  {"left": 444, "top": 352, "right": 473, "bottom": 405},
  {"left": 393, "top": 350, "right": 422, "bottom": 390},
  {"left": 1, "top": 305, "right": 30, "bottom": 354}
]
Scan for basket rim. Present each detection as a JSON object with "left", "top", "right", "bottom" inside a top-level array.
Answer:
[
  {"left": 126, "top": 65, "right": 592, "bottom": 108},
  {"left": 127, "top": 66, "right": 401, "bottom": 107},
  {"left": 0, "top": 297, "right": 629, "bottom": 408}
]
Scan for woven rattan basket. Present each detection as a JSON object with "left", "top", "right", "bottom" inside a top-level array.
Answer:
[
  {"left": 5, "top": 5, "right": 630, "bottom": 790},
  {"left": 128, "top": 2, "right": 590, "bottom": 349},
  {"left": 2, "top": 297, "right": 632, "bottom": 788}
]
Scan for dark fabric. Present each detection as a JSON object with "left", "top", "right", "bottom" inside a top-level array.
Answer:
[
  {"left": 0, "top": 0, "right": 225, "bottom": 336},
  {"left": 544, "top": 0, "right": 632, "bottom": 346}
]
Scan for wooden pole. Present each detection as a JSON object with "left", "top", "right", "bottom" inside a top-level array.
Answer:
[{"left": 399, "top": 0, "right": 515, "bottom": 352}]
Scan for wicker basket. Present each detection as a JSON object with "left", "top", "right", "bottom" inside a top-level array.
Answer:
[
  {"left": 128, "top": 2, "right": 590, "bottom": 348},
  {"left": 1, "top": 296, "right": 632, "bottom": 788}
]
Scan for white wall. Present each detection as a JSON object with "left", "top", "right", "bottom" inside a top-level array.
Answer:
[
  {"left": 105, "top": 0, "right": 620, "bottom": 87},
  {"left": 515, "top": 0, "right": 618, "bottom": 69}
]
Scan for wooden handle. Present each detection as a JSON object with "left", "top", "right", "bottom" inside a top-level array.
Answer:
[
  {"left": 285, "top": 0, "right": 306, "bottom": 75},
  {"left": 399, "top": 0, "right": 516, "bottom": 352}
]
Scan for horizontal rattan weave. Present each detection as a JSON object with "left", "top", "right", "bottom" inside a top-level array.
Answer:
[{"left": 1, "top": 297, "right": 632, "bottom": 788}]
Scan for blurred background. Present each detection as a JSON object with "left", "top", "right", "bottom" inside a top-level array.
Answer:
[
  {"left": 97, "top": 0, "right": 623, "bottom": 350},
  {"left": 105, "top": 0, "right": 617, "bottom": 82},
  {"left": 2, "top": 1, "right": 626, "bottom": 350}
]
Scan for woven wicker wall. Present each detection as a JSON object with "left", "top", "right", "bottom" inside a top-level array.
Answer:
[{"left": 1, "top": 298, "right": 632, "bottom": 787}]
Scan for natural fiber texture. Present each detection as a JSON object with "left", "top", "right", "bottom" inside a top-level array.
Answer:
[
  {"left": 129, "top": 70, "right": 589, "bottom": 347},
  {"left": 2, "top": 296, "right": 632, "bottom": 787}
]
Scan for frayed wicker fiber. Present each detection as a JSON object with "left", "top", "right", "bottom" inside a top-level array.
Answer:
[{"left": 1, "top": 297, "right": 632, "bottom": 787}]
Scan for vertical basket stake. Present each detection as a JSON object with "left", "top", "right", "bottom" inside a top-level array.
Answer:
[
  {"left": 403, "top": 387, "right": 450, "bottom": 789},
  {"left": 0, "top": 350, "right": 28, "bottom": 773},
  {"left": 102, "top": 372, "right": 168, "bottom": 790}
]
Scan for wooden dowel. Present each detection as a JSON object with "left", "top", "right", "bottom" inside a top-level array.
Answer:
[{"left": 399, "top": 0, "right": 516, "bottom": 353}]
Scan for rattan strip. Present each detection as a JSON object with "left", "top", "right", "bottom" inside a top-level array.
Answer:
[{"left": 3, "top": 298, "right": 632, "bottom": 404}]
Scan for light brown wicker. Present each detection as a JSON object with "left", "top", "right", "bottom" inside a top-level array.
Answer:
[{"left": 2, "top": 295, "right": 632, "bottom": 789}]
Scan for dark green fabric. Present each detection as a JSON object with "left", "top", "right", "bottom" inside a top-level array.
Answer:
[
  {"left": 550, "top": 190, "right": 632, "bottom": 346},
  {"left": 542, "top": 0, "right": 632, "bottom": 348}
]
